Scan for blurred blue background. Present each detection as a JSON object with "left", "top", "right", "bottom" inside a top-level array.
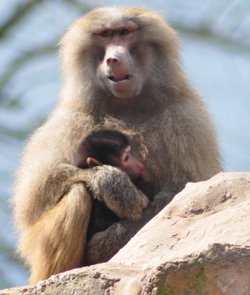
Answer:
[{"left": 0, "top": 0, "right": 249, "bottom": 289}]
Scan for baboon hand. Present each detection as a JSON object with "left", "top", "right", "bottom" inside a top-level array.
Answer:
[{"left": 88, "top": 165, "right": 149, "bottom": 221}]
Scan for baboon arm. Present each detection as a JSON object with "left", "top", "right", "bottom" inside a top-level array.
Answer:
[
  {"left": 85, "top": 188, "right": 173, "bottom": 264},
  {"left": 56, "top": 164, "right": 145, "bottom": 221},
  {"left": 88, "top": 165, "right": 150, "bottom": 221},
  {"left": 20, "top": 183, "right": 92, "bottom": 284}
]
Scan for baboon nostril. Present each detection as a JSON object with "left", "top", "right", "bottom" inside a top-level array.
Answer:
[{"left": 107, "top": 57, "right": 119, "bottom": 65}]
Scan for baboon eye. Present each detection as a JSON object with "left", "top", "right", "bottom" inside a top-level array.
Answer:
[
  {"left": 100, "top": 30, "right": 110, "bottom": 37},
  {"left": 124, "top": 155, "right": 129, "bottom": 162},
  {"left": 120, "top": 28, "right": 130, "bottom": 36}
]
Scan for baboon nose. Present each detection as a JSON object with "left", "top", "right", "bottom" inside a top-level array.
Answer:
[{"left": 107, "top": 57, "right": 119, "bottom": 65}]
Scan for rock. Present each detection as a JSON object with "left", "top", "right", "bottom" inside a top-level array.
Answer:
[{"left": 1, "top": 172, "right": 250, "bottom": 294}]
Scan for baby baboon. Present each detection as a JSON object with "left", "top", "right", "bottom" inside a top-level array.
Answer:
[
  {"left": 75, "top": 129, "right": 154, "bottom": 240},
  {"left": 12, "top": 6, "right": 222, "bottom": 283},
  {"left": 76, "top": 130, "right": 151, "bottom": 184}
]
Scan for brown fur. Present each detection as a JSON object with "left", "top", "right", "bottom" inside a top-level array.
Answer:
[
  {"left": 12, "top": 6, "right": 221, "bottom": 283},
  {"left": 75, "top": 129, "right": 152, "bottom": 240}
]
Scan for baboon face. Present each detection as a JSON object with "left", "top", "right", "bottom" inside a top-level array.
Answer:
[
  {"left": 60, "top": 7, "right": 178, "bottom": 99},
  {"left": 94, "top": 19, "right": 147, "bottom": 98}
]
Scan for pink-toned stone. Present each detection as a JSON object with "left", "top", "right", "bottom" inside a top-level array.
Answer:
[{"left": 1, "top": 172, "right": 250, "bottom": 295}]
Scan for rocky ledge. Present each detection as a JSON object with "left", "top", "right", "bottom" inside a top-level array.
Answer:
[{"left": 1, "top": 172, "right": 250, "bottom": 295}]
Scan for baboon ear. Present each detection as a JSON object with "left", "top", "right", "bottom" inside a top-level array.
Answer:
[{"left": 86, "top": 157, "right": 101, "bottom": 167}]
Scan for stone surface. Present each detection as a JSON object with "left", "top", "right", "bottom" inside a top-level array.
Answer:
[{"left": 1, "top": 172, "right": 250, "bottom": 294}]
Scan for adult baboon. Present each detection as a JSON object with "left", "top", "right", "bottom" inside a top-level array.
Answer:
[{"left": 12, "top": 6, "right": 221, "bottom": 283}]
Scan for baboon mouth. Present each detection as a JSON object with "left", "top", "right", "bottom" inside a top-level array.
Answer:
[{"left": 108, "top": 74, "right": 131, "bottom": 83}]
